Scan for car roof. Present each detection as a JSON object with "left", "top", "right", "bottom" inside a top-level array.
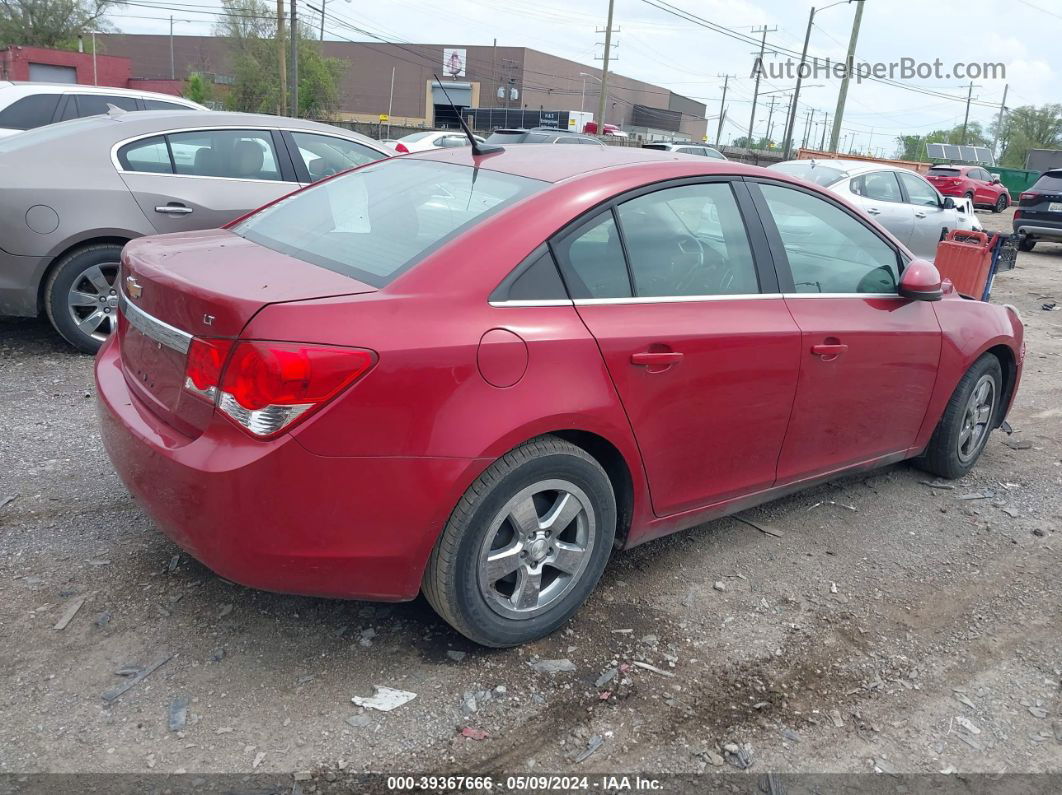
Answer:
[
  {"left": 777, "top": 158, "right": 931, "bottom": 178},
  {"left": 0, "top": 109, "right": 387, "bottom": 152},
  {"left": 0, "top": 81, "right": 206, "bottom": 106},
  {"left": 411, "top": 143, "right": 760, "bottom": 184}
]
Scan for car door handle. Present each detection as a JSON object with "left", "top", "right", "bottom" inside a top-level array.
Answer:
[
  {"left": 631, "top": 351, "right": 683, "bottom": 369},
  {"left": 155, "top": 204, "right": 193, "bottom": 215},
  {"left": 915, "top": 211, "right": 927, "bottom": 218},
  {"left": 811, "top": 343, "right": 848, "bottom": 357},
  {"left": 866, "top": 207, "right": 881, "bottom": 215}
]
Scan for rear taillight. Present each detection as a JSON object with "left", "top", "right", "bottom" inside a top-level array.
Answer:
[
  {"left": 183, "top": 339, "right": 375, "bottom": 438},
  {"left": 1019, "top": 192, "right": 1038, "bottom": 201},
  {"left": 1013, "top": 209, "right": 1022, "bottom": 219},
  {"left": 394, "top": 142, "right": 409, "bottom": 153}
]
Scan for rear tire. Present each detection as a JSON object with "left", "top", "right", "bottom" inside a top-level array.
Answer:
[
  {"left": 423, "top": 436, "right": 616, "bottom": 647},
  {"left": 44, "top": 244, "right": 125, "bottom": 354},
  {"left": 1019, "top": 236, "right": 1036, "bottom": 252},
  {"left": 993, "top": 194, "right": 1007, "bottom": 213},
  {"left": 919, "top": 354, "right": 1002, "bottom": 479}
]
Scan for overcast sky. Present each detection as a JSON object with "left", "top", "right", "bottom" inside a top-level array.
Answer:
[{"left": 112, "top": 0, "right": 1058, "bottom": 154}]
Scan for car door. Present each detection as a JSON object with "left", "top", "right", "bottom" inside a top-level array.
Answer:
[
  {"left": 749, "top": 178, "right": 941, "bottom": 483},
  {"left": 846, "top": 171, "right": 915, "bottom": 245},
  {"left": 970, "top": 168, "right": 991, "bottom": 204},
  {"left": 115, "top": 128, "right": 298, "bottom": 233},
  {"left": 552, "top": 179, "right": 801, "bottom": 516},
  {"left": 896, "top": 170, "right": 952, "bottom": 260}
]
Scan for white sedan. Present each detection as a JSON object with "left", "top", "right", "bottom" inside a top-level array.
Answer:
[
  {"left": 392, "top": 130, "right": 485, "bottom": 153},
  {"left": 770, "top": 159, "right": 982, "bottom": 262}
]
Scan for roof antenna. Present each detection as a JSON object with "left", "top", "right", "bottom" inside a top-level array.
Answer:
[{"left": 433, "top": 73, "right": 503, "bottom": 156}]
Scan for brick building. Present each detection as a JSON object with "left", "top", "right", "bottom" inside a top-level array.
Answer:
[{"left": 0, "top": 45, "right": 183, "bottom": 96}]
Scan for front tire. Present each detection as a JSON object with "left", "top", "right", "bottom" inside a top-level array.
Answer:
[
  {"left": 919, "top": 354, "right": 1002, "bottom": 479},
  {"left": 423, "top": 436, "right": 616, "bottom": 647},
  {"left": 993, "top": 194, "right": 1008, "bottom": 213},
  {"left": 44, "top": 244, "right": 124, "bottom": 354}
]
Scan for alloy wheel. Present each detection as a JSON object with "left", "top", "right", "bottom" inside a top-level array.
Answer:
[
  {"left": 957, "top": 374, "right": 996, "bottom": 464},
  {"left": 995, "top": 195, "right": 1007, "bottom": 212},
  {"left": 477, "top": 479, "right": 596, "bottom": 620},
  {"left": 66, "top": 262, "right": 121, "bottom": 344}
]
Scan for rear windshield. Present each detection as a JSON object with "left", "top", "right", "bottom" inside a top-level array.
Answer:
[
  {"left": 485, "top": 131, "right": 528, "bottom": 143},
  {"left": 642, "top": 143, "right": 670, "bottom": 150},
  {"left": 234, "top": 159, "right": 545, "bottom": 287},
  {"left": 397, "top": 131, "right": 434, "bottom": 143},
  {"left": 1031, "top": 171, "right": 1062, "bottom": 192},
  {"left": 927, "top": 167, "right": 961, "bottom": 176},
  {"left": 769, "top": 161, "right": 847, "bottom": 187}
]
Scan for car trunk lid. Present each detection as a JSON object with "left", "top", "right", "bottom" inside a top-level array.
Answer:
[{"left": 117, "top": 228, "right": 375, "bottom": 437}]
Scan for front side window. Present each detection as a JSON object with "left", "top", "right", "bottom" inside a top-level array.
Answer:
[
  {"left": 168, "top": 129, "right": 281, "bottom": 181},
  {"left": 290, "top": 131, "right": 385, "bottom": 182},
  {"left": 0, "top": 94, "right": 60, "bottom": 130},
  {"left": 897, "top": 171, "right": 941, "bottom": 207},
  {"left": 616, "top": 182, "right": 759, "bottom": 297},
  {"left": 234, "top": 159, "right": 544, "bottom": 287},
  {"left": 759, "top": 183, "right": 899, "bottom": 294}
]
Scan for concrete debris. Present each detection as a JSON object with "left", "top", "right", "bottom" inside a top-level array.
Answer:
[
  {"left": 1002, "top": 438, "right": 1032, "bottom": 450},
  {"left": 631, "top": 661, "right": 674, "bottom": 678},
  {"left": 352, "top": 686, "right": 416, "bottom": 712},
  {"left": 956, "top": 716, "right": 981, "bottom": 735},
  {"left": 722, "top": 742, "right": 752, "bottom": 769},
  {"left": 345, "top": 713, "right": 372, "bottom": 728},
  {"left": 94, "top": 611, "right": 112, "bottom": 629},
  {"left": 528, "top": 659, "right": 575, "bottom": 674},
  {"left": 830, "top": 709, "right": 845, "bottom": 728},
  {"left": 168, "top": 696, "right": 189, "bottom": 732},
  {"left": 446, "top": 650, "right": 467, "bottom": 662},
  {"left": 595, "top": 667, "right": 619, "bottom": 688},
  {"left": 954, "top": 692, "right": 977, "bottom": 710},
  {"left": 873, "top": 757, "right": 897, "bottom": 774},
  {"left": 166, "top": 554, "right": 180, "bottom": 573},
  {"left": 218, "top": 604, "right": 233, "bottom": 618},
  {"left": 1029, "top": 706, "right": 1048, "bottom": 719},
  {"left": 252, "top": 751, "right": 265, "bottom": 769},
  {"left": 460, "top": 727, "right": 488, "bottom": 741},
  {"left": 713, "top": 581, "right": 726, "bottom": 592}
]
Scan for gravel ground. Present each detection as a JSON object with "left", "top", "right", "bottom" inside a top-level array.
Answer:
[{"left": 1, "top": 207, "right": 1060, "bottom": 780}]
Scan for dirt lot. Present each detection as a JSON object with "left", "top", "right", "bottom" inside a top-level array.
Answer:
[{"left": 1, "top": 207, "right": 1060, "bottom": 781}]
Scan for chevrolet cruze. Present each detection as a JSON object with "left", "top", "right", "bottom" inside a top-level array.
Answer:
[{"left": 97, "top": 145, "right": 1024, "bottom": 647}]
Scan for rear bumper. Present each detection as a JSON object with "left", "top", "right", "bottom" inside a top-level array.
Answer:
[
  {"left": 1014, "top": 220, "right": 1062, "bottom": 241},
  {"left": 95, "top": 337, "right": 480, "bottom": 601},
  {"left": 0, "top": 247, "right": 47, "bottom": 317}
]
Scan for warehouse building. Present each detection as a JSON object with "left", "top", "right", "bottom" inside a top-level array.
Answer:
[{"left": 97, "top": 35, "right": 708, "bottom": 141}]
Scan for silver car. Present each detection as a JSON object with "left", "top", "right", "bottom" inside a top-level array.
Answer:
[
  {"left": 769, "top": 159, "right": 981, "bottom": 262},
  {"left": 642, "top": 142, "right": 728, "bottom": 160},
  {"left": 0, "top": 110, "right": 390, "bottom": 352}
]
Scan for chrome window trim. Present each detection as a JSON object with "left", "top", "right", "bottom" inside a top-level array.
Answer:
[
  {"left": 489, "top": 292, "right": 903, "bottom": 307},
  {"left": 489, "top": 299, "right": 573, "bottom": 308},
  {"left": 782, "top": 292, "right": 901, "bottom": 299},
  {"left": 118, "top": 290, "right": 193, "bottom": 353},
  {"left": 110, "top": 125, "right": 391, "bottom": 180}
]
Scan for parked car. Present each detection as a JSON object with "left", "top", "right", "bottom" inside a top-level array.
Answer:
[
  {"left": 96, "top": 145, "right": 1023, "bottom": 646},
  {"left": 582, "top": 121, "right": 625, "bottom": 136},
  {"left": 643, "top": 142, "right": 727, "bottom": 160},
  {"left": 0, "top": 110, "right": 390, "bottom": 352},
  {"left": 485, "top": 127, "right": 605, "bottom": 146},
  {"left": 770, "top": 159, "right": 982, "bottom": 261},
  {"left": 1013, "top": 169, "right": 1062, "bottom": 251},
  {"left": 391, "top": 130, "right": 485, "bottom": 153},
  {"left": 0, "top": 81, "right": 206, "bottom": 139},
  {"left": 925, "top": 164, "right": 1010, "bottom": 212}
]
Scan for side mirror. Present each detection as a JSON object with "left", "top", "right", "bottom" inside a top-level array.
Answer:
[
  {"left": 899, "top": 258, "right": 943, "bottom": 302},
  {"left": 942, "top": 196, "right": 956, "bottom": 209},
  {"left": 991, "top": 176, "right": 1001, "bottom": 184}
]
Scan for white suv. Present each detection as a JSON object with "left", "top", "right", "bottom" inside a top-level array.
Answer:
[{"left": 0, "top": 82, "right": 207, "bottom": 138}]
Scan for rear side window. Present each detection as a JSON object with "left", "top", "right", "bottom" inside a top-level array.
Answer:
[
  {"left": 234, "top": 159, "right": 544, "bottom": 287},
  {"left": 553, "top": 211, "right": 631, "bottom": 299},
  {"left": 75, "top": 94, "right": 139, "bottom": 117},
  {"left": 491, "top": 247, "right": 568, "bottom": 302},
  {"left": 1032, "top": 172, "right": 1062, "bottom": 191},
  {"left": 759, "top": 183, "right": 899, "bottom": 294},
  {"left": 168, "top": 129, "right": 281, "bottom": 180},
  {"left": 142, "top": 99, "right": 191, "bottom": 111},
  {"left": 616, "top": 182, "right": 759, "bottom": 297},
  {"left": 0, "top": 94, "right": 60, "bottom": 130},
  {"left": 851, "top": 171, "right": 902, "bottom": 202},
  {"left": 118, "top": 135, "right": 172, "bottom": 174}
]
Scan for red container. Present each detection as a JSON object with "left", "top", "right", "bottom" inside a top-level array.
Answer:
[{"left": 934, "top": 230, "right": 993, "bottom": 299}]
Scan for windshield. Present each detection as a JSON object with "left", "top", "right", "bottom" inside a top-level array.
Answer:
[
  {"left": 234, "top": 159, "right": 545, "bottom": 287},
  {"left": 769, "top": 161, "right": 847, "bottom": 187}
]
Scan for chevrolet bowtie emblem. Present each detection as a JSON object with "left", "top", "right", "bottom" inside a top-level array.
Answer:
[{"left": 125, "top": 276, "right": 143, "bottom": 299}]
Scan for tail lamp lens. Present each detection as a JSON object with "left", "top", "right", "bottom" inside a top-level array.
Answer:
[
  {"left": 183, "top": 339, "right": 374, "bottom": 437},
  {"left": 1019, "top": 192, "right": 1036, "bottom": 201},
  {"left": 394, "top": 142, "right": 409, "bottom": 153}
]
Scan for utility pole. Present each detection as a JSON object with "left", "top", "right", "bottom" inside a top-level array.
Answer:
[
  {"left": 91, "top": 30, "right": 98, "bottom": 85},
  {"left": 747, "top": 25, "right": 777, "bottom": 148},
  {"left": 829, "top": 0, "right": 864, "bottom": 152},
  {"left": 716, "top": 74, "right": 734, "bottom": 145},
  {"left": 387, "top": 65, "right": 395, "bottom": 136},
  {"left": 992, "top": 83, "right": 1009, "bottom": 158},
  {"left": 801, "top": 108, "right": 813, "bottom": 149},
  {"left": 865, "top": 126, "right": 874, "bottom": 156},
  {"left": 289, "top": 0, "right": 299, "bottom": 116},
  {"left": 763, "top": 96, "right": 777, "bottom": 149},
  {"left": 169, "top": 16, "right": 175, "bottom": 80},
  {"left": 596, "top": 0, "right": 617, "bottom": 132},
  {"left": 960, "top": 79, "right": 982, "bottom": 145},
  {"left": 783, "top": 5, "right": 815, "bottom": 159},
  {"left": 277, "top": 0, "right": 287, "bottom": 116},
  {"left": 820, "top": 111, "right": 829, "bottom": 150},
  {"left": 319, "top": 0, "right": 326, "bottom": 40}
]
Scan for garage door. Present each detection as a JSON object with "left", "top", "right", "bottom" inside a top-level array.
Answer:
[{"left": 28, "top": 63, "right": 77, "bottom": 83}]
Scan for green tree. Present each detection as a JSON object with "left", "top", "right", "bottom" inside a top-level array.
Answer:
[
  {"left": 991, "top": 104, "right": 1062, "bottom": 168},
  {"left": 183, "top": 73, "right": 214, "bottom": 105},
  {"left": 0, "top": 0, "right": 121, "bottom": 49},
  {"left": 215, "top": 0, "right": 344, "bottom": 118}
]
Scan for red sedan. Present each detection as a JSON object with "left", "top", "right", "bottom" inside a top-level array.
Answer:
[
  {"left": 97, "top": 145, "right": 1024, "bottom": 647},
  {"left": 925, "top": 164, "right": 1010, "bottom": 212}
]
